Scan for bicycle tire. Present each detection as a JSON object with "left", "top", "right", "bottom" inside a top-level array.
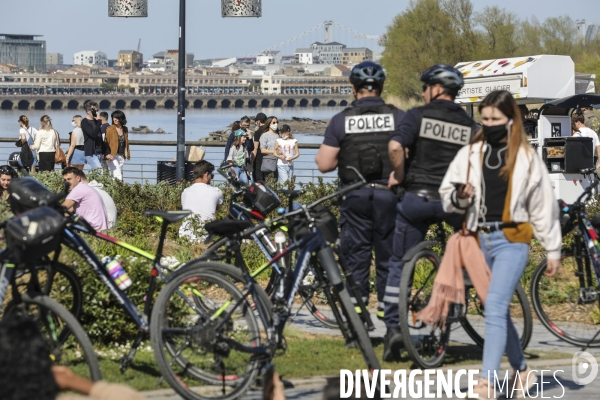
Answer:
[
  {"left": 460, "top": 282, "right": 533, "bottom": 349},
  {"left": 151, "top": 266, "right": 261, "bottom": 400},
  {"left": 531, "top": 255, "right": 600, "bottom": 347},
  {"left": 399, "top": 249, "right": 450, "bottom": 369},
  {"left": 183, "top": 259, "right": 273, "bottom": 329},
  {"left": 336, "top": 286, "right": 381, "bottom": 370},
  {"left": 15, "top": 262, "right": 83, "bottom": 321},
  {"left": 3, "top": 292, "right": 101, "bottom": 381}
]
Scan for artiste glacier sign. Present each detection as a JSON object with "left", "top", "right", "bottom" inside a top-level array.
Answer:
[{"left": 456, "top": 76, "right": 522, "bottom": 99}]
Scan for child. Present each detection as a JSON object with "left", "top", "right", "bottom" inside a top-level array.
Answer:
[
  {"left": 275, "top": 124, "right": 299, "bottom": 184},
  {"left": 227, "top": 129, "right": 250, "bottom": 185}
]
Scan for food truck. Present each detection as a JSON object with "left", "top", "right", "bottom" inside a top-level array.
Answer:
[{"left": 454, "top": 55, "right": 600, "bottom": 203}]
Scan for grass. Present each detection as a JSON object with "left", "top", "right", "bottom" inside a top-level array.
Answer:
[{"left": 84, "top": 330, "right": 575, "bottom": 392}]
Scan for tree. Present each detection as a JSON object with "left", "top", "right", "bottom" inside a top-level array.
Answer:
[
  {"left": 381, "top": 0, "right": 476, "bottom": 99},
  {"left": 517, "top": 17, "right": 544, "bottom": 55},
  {"left": 540, "top": 16, "right": 580, "bottom": 56},
  {"left": 474, "top": 6, "right": 520, "bottom": 58}
]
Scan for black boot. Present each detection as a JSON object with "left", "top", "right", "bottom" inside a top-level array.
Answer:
[{"left": 383, "top": 327, "right": 403, "bottom": 362}]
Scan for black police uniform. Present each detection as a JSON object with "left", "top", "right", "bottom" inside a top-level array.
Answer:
[
  {"left": 384, "top": 99, "right": 478, "bottom": 328},
  {"left": 323, "top": 96, "right": 405, "bottom": 314}
]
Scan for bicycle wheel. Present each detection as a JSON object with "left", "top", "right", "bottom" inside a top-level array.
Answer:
[
  {"left": 460, "top": 282, "right": 533, "bottom": 349},
  {"left": 399, "top": 249, "right": 450, "bottom": 369},
  {"left": 16, "top": 262, "right": 83, "bottom": 319},
  {"left": 531, "top": 255, "right": 600, "bottom": 347},
  {"left": 2, "top": 292, "right": 101, "bottom": 381},
  {"left": 151, "top": 267, "right": 262, "bottom": 400},
  {"left": 183, "top": 260, "right": 273, "bottom": 328}
]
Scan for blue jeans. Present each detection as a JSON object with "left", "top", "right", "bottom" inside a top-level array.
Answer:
[
  {"left": 479, "top": 230, "right": 529, "bottom": 380},
  {"left": 277, "top": 164, "right": 293, "bottom": 184},
  {"left": 232, "top": 166, "right": 248, "bottom": 186},
  {"left": 85, "top": 155, "right": 102, "bottom": 170}
]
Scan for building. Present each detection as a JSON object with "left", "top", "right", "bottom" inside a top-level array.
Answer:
[
  {"left": 74, "top": 51, "right": 108, "bottom": 67},
  {"left": 117, "top": 50, "right": 143, "bottom": 72},
  {"left": 261, "top": 74, "right": 352, "bottom": 95},
  {"left": 295, "top": 48, "right": 316, "bottom": 65},
  {"left": 0, "top": 33, "right": 46, "bottom": 72},
  {"left": 256, "top": 51, "right": 282, "bottom": 65},
  {"left": 341, "top": 47, "right": 373, "bottom": 65},
  {"left": 46, "top": 53, "right": 63, "bottom": 65},
  {"left": 310, "top": 42, "right": 345, "bottom": 64}
]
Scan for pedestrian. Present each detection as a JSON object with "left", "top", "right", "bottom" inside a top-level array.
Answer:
[
  {"left": 572, "top": 112, "right": 600, "bottom": 167},
  {"left": 62, "top": 167, "right": 108, "bottom": 231},
  {"left": 259, "top": 116, "right": 280, "bottom": 182},
  {"left": 30, "top": 115, "right": 58, "bottom": 172},
  {"left": 440, "top": 90, "right": 561, "bottom": 398},
  {"left": 81, "top": 102, "right": 102, "bottom": 171},
  {"left": 65, "top": 115, "right": 85, "bottom": 170},
  {"left": 385, "top": 64, "right": 478, "bottom": 362},
  {"left": 252, "top": 112, "right": 268, "bottom": 182},
  {"left": 224, "top": 116, "right": 252, "bottom": 161},
  {"left": 99, "top": 111, "right": 110, "bottom": 170},
  {"left": 316, "top": 61, "right": 404, "bottom": 338},
  {"left": 104, "top": 110, "right": 130, "bottom": 181},
  {"left": 581, "top": 106, "right": 600, "bottom": 134},
  {"left": 17, "top": 115, "right": 38, "bottom": 173},
  {"left": 226, "top": 129, "right": 250, "bottom": 185},
  {"left": 179, "top": 161, "right": 223, "bottom": 241},
  {"left": 275, "top": 124, "right": 299, "bottom": 184},
  {"left": 0, "top": 165, "right": 17, "bottom": 201}
]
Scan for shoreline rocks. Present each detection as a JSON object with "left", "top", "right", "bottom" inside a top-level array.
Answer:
[{"left": 130, "top": 125, "right": 169, "bottom": 134}]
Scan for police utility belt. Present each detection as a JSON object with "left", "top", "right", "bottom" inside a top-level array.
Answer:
[{"left": 406, "top": 185, "right": 440, "bottom": 200}]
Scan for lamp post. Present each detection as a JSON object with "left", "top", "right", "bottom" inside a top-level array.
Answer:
[{"left": 109, "top": 0, "right": 260, "bottom": 181}]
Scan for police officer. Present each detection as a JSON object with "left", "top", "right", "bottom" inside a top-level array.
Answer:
[
  {"left": 384, "top": 64, "right": 478, "bottom": 361},
  {"left": 316, "top": 61, "right": 405, "bottom": 323}
]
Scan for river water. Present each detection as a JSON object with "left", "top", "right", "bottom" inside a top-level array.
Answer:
[
  {"left": 0, "top": 107, "right": 343, "bottom": 143},
  {"left": 0, "top": 107, "right": 342, "bottom": 183}
]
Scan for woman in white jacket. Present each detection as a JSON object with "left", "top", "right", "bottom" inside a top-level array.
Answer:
[{"left": 439, "top": 90, "right": 561, "bottom": 399}]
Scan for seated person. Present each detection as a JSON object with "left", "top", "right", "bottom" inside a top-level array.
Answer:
[
  {"left": 86, "top": 179, "right": 117, "bottom": 229},
  {"left": 62, "top": 167, "right": 108, "bottom": 231},
  {"left": 0, "top": 312, "right": 146, "bottom": 400},
  {"left": 179, "top": 160, "right": 223, "bottom": 240}
]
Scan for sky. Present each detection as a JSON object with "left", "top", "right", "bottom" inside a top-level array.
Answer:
[{"left": 0, "top": 0, "right": 599, "bottom": 61}]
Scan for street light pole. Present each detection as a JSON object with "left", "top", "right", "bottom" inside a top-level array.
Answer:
[{"left": 176, "top": 0, "right": 186, "bottom": 181}]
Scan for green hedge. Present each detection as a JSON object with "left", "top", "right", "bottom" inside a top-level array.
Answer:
[{"left": 8, "top": 172, "right": 339, "bottom": 343}]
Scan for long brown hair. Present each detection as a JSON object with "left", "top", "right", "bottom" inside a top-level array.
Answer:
[
  {"left": 472, "top": 91, "right": 529, "bottom": 179},
  {"left": 264, "top": 116, "right": 278, "bottom": 132}
]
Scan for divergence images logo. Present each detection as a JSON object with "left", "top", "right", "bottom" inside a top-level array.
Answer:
[{"left": 572, "top": 351, "right": 598, "bottom": 385}]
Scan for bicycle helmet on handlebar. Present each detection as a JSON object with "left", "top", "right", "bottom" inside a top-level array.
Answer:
[
  {"left": 349, "top": 61, "right": 386, "bottom": 92},
  {"left": 420, "top": 64, "right": 464, "bottom": 95}
]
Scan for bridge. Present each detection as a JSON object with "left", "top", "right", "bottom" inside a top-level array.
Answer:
[{"left": 0, "top": 94, "right": 352, "bottom": 110}]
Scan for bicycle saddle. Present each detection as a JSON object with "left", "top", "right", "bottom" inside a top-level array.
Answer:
[
  {"left": 143, "top": 210, "right": 191, "bottom": 223},
  {"left": 205, "top": 219, "right": 252, "bottom": 237},
  {"left": 279, "top": 189, "right": 303, "bottom": 198}
]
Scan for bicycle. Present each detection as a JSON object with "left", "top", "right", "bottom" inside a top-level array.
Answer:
[
  {"left": 530, "top": 167, "right": 600, "bottom": 348},
  {"left": 7, "top": 177, "right": 272, "bottom": 376},
  {"left": 0, "top": 205, "right": 101, "bottom": 381},
  {"left": 398, "top": 222, "right": 533, "bottom": 369},
  {"left": 199, "top": 165, "right": 375, "bottom": 331},
  {"left": 150, "top": 177, "right": 381, "bottom": 400}
]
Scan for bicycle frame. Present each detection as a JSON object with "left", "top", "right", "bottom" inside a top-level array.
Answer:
[
  {"left": 569, "top": 210, "right": 600, "bottom": 304},
  {"left": 205, "top": 228, "right": 333, "bottom": 356}
]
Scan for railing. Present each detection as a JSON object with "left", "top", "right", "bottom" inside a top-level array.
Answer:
[{"left": 0, "top": 138, "right": 335, "bottom": 185}]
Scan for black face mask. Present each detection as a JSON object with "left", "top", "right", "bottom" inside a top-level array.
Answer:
[{"left": 482, "top": 124, "right": 508, "bottom": 144}]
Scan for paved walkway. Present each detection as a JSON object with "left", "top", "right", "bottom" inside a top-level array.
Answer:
[{"left": 143, "top": 308, "right": 600, "bottom": 399}]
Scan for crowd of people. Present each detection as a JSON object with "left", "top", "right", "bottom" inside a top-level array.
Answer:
[{"left": 15, "top": 102, "right": 130, "bottom": 180}]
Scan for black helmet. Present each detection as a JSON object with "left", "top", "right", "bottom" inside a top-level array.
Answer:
[
  {"left": 349, "top": 61, "right": 386, "bottom": 91},
  {"left": 421, "top": 64, "right": 464, "bottom": 92}
]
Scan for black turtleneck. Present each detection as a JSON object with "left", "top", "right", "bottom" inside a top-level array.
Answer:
[{"left": 482, "top": 142, "right": 509, "bottom": 222}]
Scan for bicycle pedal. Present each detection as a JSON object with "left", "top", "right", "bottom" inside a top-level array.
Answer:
[{"left": 119, "top": 356, "right": 133, "bottom": 373}]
